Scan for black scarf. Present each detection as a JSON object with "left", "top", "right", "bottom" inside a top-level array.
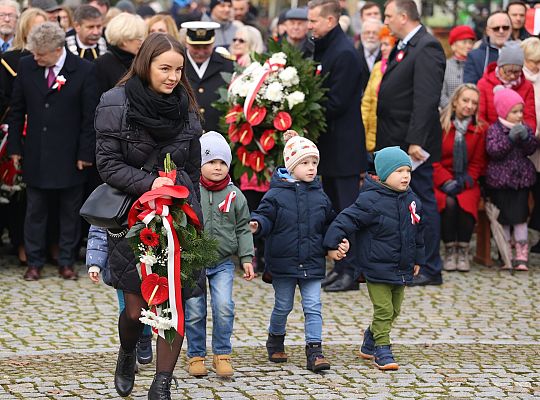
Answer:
[
  {"left": 452, "top": 117, "right": 471, "bottom": 178},
  {"left": 109, "top": 45, "right": 135, "bottom": 71},
  {"left": 125, "top": 75, "right": 189, "bottom": 142}
]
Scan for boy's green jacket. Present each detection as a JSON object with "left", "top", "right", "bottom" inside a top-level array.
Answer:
[{"left": 200, "top": 183, "right": 254, "bottom": 266}]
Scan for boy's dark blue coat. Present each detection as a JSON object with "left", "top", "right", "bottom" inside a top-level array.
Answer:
[
  {"left": 251, "top": 168, "right": 335, "bottom": 279},
  {"left": 324, "top": 175, "right": 426, "bottom": 285}
]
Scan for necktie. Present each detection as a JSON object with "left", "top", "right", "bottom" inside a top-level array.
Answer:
[
  {"left": 397, "top": 41, "right": 406, "bottom": 50},
  {"left": 1, "top": 42, "right": 9, "bottom": 52},
  {"left": 46, "top": 67, "right": 56, "bottom": 88}
]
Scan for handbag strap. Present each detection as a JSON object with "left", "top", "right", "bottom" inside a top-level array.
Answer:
[{"left": 141, "top": 147, "right": 161, "bottom": 174}]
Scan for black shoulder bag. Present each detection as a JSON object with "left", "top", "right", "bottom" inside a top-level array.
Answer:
[{"left": 80, "top": 148, "right": 160, "bottom": 230}]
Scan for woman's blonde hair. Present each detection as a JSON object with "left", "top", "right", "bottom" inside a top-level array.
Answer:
[
  {"left": 440, "top": 83, "right": 483, "bottom": 133},
  {"left": 235, "top": 25, "right": 264, "bottom": 54},
  {"left": 146, "top": 14, "right": 180, "bottom": 41},
  {"left": 105, "top": 12, "right": 147, "bottom": 46},
  {"left": 521, "top": 37, "right": 540, "bottom": 63},
  {"left": 11, "top": 8, "right": 48, "bottom": 51}
]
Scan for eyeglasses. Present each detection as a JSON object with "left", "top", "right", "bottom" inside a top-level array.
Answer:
[
  {"left": 501, "top": 66, "right": 522, "bottom": 75},
  {"left": 232, "top": 38, "right": 246, "bottom": 44},
  {"left": 489, "top": 25, "right": 511, "bottom": 32},
  {"left": 0, "top": 13, "right": 17, "bottom": 20}
]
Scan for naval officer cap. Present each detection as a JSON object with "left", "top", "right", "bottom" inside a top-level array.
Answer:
[
  {"left": 285, "top": 7, "right": 308, "bottom": 21},
  {"left": 181, "top": 21, "right": 221, "bottom": 45}
]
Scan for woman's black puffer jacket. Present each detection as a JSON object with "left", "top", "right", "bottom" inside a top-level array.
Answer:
[{"left": 95, "top": 86, "right": 205, "bottom": 298}]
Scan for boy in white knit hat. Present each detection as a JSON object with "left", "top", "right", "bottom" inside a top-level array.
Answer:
[
  {"left": 184, "top": 131, "right": 255, "bottom": 378},
  {"left": 249, "top": 130, "right": 348, "bottom": 372}
]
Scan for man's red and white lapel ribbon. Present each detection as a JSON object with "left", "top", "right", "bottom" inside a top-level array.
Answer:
[
  {"left": 219, "top": 191, "right": 236, "bottom": 213},
  {"left": 409, "top": 201, "right": 420, "bottom": 225}
]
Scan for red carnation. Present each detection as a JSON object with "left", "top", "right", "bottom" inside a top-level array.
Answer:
[{"left": 140, "top": 228, "right": 159, "bottom": 247}]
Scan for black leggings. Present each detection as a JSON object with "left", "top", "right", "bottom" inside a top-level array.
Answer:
[
  {"left": 440, "top": 196, "right": 475, "bottom": 243},
  {"left": 119, "top": 292, "right": 184, "bottom": 373}
]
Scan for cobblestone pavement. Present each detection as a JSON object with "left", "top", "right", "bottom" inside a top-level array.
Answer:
[{"left": 0, "top": 247, "right": 539, "bottom": 399}]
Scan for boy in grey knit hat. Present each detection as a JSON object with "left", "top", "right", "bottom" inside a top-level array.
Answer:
[{"left": 184, "top": 131, "right": 255, "bottom": 378}]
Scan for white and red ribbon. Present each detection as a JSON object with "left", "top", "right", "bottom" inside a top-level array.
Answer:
[
  {"left": 218, "top": 191, "right": 236, "bottom": 213},
  {"left": 409, "top": 201, "right": 420, "bottom": 225},
  {"left": 128, "top": 185, "right": 201, "bottom": 338}
]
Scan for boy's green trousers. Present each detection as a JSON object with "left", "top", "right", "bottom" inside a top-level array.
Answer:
[{"left": 366, "top": 281, "right": 405, "bottom": 346}]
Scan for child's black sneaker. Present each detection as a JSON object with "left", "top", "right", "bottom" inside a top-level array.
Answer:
[
  {"left": 305, "top": 342, "right": 330, "bottom": 372},
  {"left": 374, "top": 345, "right": 399, "bottom": 370},
  {"left": 136, "top": 333, "right": 153, "bottom": 365},
  {"left": 359, "top": 327, "right": 375, "bottom": 359}
]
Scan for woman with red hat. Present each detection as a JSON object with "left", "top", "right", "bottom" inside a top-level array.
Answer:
[{"left": 440, "top": 25, "right": 476, "bottom": 108}]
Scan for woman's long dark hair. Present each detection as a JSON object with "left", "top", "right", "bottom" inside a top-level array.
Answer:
[{"left": 117, "top": 33, "right": 200, "bottom": 116}]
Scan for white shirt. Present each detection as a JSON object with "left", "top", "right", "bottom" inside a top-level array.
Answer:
[
  {"left": 397, "top": 24, "right": 423, "bottom": 50},
  {"left": 187, "top": 50, "right": 210, "bottom": 80},
  {"left": 363, "top": 47, "right": 380, "bottom": 72},
  {"left": 44, "top": 48, "right": 67, "bottom": 79}
]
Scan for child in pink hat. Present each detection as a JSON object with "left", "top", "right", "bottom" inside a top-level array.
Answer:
[{"left": 486, "top": 86, "right": 538, "bottom": 270}]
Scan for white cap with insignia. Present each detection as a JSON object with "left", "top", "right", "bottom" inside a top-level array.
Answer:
[{"left": 181, "top": 21, "right": 221, "bottom": 45}]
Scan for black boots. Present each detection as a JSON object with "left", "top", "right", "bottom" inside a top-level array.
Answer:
[
  {"left": 266, "top": 333, "right": 288, "bottom": 362},
  {"left": 148, "top": 372, "right": 177, "bottom": 400},
  {"left": 306, "top": 342, "right": 331, "bottom": 372},
  {"left": 114, "top": 346, "right": 136, "bottom": 397}
]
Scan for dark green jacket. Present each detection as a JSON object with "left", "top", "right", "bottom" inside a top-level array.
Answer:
[{"left": 201, "top": 183, "right": 254, "bottom": 266}]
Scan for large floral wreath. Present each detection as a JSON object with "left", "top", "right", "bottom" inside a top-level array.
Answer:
[{"left": 215, "top": 40, "right": 327, "bottom": 183}]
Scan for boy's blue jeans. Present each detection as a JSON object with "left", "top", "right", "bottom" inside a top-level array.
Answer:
[
  {"left": 185, "top": 260, "right": 235, "bottom": 357},
  {"left": 117, "top": 290, "right": 152, "bottom": 336},
  {"left": 269, "top": 277, "right": 322, "bottom": 344}
]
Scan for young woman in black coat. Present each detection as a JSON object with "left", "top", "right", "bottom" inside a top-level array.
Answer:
[{"left": 94, "top": 33, "right": 204, "bottom": 399}]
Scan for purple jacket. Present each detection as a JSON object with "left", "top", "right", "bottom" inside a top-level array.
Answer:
[{"left": 486, "top": 121, "right": 538, "bottom": 189}]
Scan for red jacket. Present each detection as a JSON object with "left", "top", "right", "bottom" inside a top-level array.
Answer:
[
  {"left": 433, "top": 121, "right": 487, "bottom": 220},
  {"left": 477, "top": 63, "right": 536, "bottom": 129}
]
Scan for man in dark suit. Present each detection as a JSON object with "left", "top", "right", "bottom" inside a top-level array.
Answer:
[
  {"left": 182, "top": 21, "right": 234, "bottom": 133},
  {"left": 358, "top": 18, "right": 382, "bottom": 92},
  {"left": 376, "top": 0, "right": 445, "bottom": 286},
  {"left": 8, "top": 22, "right": 98, "bottom": 281},
  {"left": 65, "top": 5, "right": 107, "bottom": 62},
  {"left": 308, "top": 0, "right": 367, "bottom": 292}
]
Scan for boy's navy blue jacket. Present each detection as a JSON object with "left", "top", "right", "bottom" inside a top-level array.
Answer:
[
  {"left": 251, "top": 168, "right": 335, "bottom": 279},
  {"left": 323, "top": 175, "right": 426, "bottom": 285}
]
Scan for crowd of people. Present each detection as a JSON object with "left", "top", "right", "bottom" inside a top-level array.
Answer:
[{"left": 0, "top": 0, "right": 539, "bottom": 398}]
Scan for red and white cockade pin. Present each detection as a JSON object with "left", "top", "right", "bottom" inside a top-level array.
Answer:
[
  {"left": 316, "top": 65, "right": 322, "bottom": 75},
  {"left": 409, "top": 201, "right": 420, "bottom": 225},
  {"left": 396, "top": 50, "right": 405, "bottom": 62},
  {"left": 52, "top": 75, "right": 66, "bottom": 91}
]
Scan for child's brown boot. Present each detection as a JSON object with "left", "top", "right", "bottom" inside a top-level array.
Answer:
[
  {"left": 266, "top": 333, "right": 288, "bottom": 362},
  {"left": 212, "top": 354, "right": 234, "bottom": 377},
  {"left": 187, "top": 356, "right": 208, "bottom": 377}
]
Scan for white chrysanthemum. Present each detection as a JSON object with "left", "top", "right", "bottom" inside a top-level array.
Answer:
[
  {"left": 244, "top": 61, "right": 263, "bottom": 75},
  {"left": 286, "top": 91, "right": 305, "bottom": 109},
  {"left": 269, "top": 52, "right": 287, "bottom": 66},
  {"left": 279, "top": 67, "right": 299, "bottom": 87},
  {"left": 140, "top": 254, "right": 157, "bottom": 267},
  {"left": 265, "top": 81, "right": 284, "bottom": 102}
]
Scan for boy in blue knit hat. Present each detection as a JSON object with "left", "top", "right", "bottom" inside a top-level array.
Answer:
[{"left": 324, "top": 146, "right": 425, "bottom": 370}]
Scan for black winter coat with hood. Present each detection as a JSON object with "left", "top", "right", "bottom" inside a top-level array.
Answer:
[{"left": 94, "top": 86, "right": 205, "bottom": 297}]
